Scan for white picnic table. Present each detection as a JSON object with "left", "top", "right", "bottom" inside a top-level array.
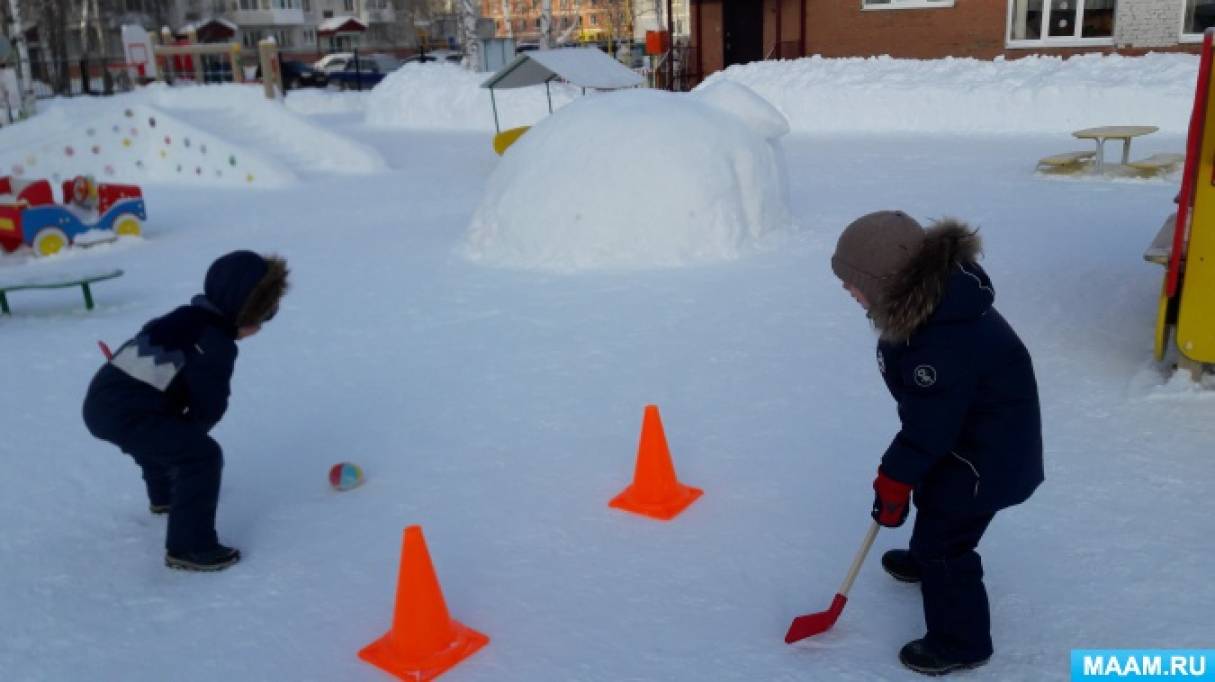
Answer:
[{"left": 1073, "top": 125, "right": 1158, "bottom": 173}]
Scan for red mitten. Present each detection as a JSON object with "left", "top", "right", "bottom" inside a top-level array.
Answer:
[{"left": 871, "top": 469, "right": 913, "bottom": 528}]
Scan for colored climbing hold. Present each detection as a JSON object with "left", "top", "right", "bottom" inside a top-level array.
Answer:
[
  {"left": 200, "top": 144, "right": 207, "bottom": 154},
  {"left": 195, "top": 166, "right": 202, "bottom": 175},
  {"left": 149, "top": 117, "right": 157, "bottom": 127},
  {"left": 130, "top": 128, "right": 138, "bottom": 136},
  {"left": 112, "top": 124, "right": 120, "bottom": 133},
  {"left": 65, "top": 146, "right": 75, "bottom": 156},
  {"left": 86, "top": 128, "right": 95, "bottom": 136},
  {"left": 184, "top": 138, "right": 191, "bottom": 148},
  {"left": 246, "top": 174, "right": 254, "bottom": 183},
  {"left": 122, "top": 138, "right": 132, "bottom": 147},
  {"left": 176, "top": 164, "right": 183, "bottom": 173},
  {"left": 228, "top": 155, "right": 237, "bottom": 166},
  {"left": 124, "top": 108, "right": 133, "bottom": 117},
  {"left": 164, "top": 135, "right": 171, "bottom": 145},
  {"left": 92, "top": 145, "right": 101, "bottom": 155},
  {"left": 104, "top": 165, "right": 115, "bottom": 176}
]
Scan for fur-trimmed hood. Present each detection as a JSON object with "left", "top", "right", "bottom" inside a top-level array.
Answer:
[
  {"left": 870, "top": 220, "right": 988, "bottom": 343},
  {"left": 195, "top": 251, "right": 289, "bottom": 330}
]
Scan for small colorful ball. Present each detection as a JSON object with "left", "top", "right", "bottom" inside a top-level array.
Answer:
[{"left": 328, "top": 462, "right": 364, "bottom": 491}]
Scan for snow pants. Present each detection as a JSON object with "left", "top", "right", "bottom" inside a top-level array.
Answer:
[
  {"left": 84, "top": 405, "right": 223, "bottom": 555},
  {"left": 909, "top": 508, "right": 997, "bottom": 662}
]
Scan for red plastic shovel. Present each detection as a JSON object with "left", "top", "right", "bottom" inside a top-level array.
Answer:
[{"left": 785, "top": 520, "right": 880, "bottom": 644}]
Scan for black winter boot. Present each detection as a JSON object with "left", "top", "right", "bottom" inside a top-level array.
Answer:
[
  {"left": 165, "top": 544, "right": 241, "bottom": 572},
  {"left": 882, "top": 549, "right": 921, "bottom": 583},
  {"left": 899, "top": 639, "right": 990, "bottom": 676}
]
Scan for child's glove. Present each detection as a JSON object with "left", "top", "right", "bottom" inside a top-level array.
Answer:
[{"left": 871, "top": 469, "right": 913, "bottom": 528}]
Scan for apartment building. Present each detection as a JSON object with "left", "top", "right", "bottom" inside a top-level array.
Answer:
[
  {"left": 691, "top": 0, "right": 1210, "bottom": 83},
  {"left": 478, "top": 0, "right": 690, "bottom": 46}
]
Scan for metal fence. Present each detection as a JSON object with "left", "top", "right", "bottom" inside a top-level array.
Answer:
[{"left": 26, "top": 57, "right": 141, "bottom": 98}]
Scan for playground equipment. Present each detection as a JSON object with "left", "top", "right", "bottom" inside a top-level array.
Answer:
[
  {"left": 0, "top": 175, "right": 146, "bottom": 256},
  {"left": 480, "top": 47, "right": 643, "bottom": 155},
  {"left": 1146, "top": 27, "right": 1215, "bottom": 378},
  {"left": 148, "top": 28, "right": 283, "bottom": 100}
]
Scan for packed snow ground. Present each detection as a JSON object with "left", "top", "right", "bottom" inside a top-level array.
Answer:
[{"left": 2, "top": 56, "right": 1213, "bottom": 681}]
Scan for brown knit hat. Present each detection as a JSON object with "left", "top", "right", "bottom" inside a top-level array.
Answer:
[{"left": 831, "top": 210, "right": 925, "bottom": 306}]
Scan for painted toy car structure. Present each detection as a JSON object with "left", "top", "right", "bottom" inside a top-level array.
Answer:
[{"left": 0, "top": 175, "right": 146, "bottom": 257}]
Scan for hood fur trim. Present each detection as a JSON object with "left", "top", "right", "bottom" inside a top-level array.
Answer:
[
  {"left": 870, "top": 219, "right": 981, "bottom": 342},
  {"left": 236, "top": 255, "right": 289, "bottom": 328}
]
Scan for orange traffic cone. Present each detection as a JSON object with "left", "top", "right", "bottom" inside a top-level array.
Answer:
[
  {"left": 358, "top": 526, "right": 489, "bottom": 682},
  {"left": 609, "top": 404, "right": 703, "bottom": 521}
]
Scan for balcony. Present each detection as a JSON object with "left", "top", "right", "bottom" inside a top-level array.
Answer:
[{"left": 231, "top": 8, "right": 307, "bottom": 26}]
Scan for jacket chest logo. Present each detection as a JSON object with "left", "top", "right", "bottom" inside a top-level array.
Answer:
[{"left": 913, "top": 364, "right": 937, "bottom": 387}]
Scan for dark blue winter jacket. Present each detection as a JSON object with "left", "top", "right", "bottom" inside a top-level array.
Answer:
[
  {"left": 83, "top": 251, "right": 270, "bottom": 437},
  {"left": 874, "top": 242, "right": 1043, "bottom": 514}
]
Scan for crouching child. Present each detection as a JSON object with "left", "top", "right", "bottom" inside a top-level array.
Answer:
[{"left": 83, "top": 250, "right": 288, "bottom": 572}]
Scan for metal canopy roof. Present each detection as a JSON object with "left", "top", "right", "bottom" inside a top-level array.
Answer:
[{"left": 481, "top": 47, "right": 643, "bottom": 91}]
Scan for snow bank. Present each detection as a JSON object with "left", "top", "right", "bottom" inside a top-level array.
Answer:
[
  {"left": 365, "top": 62, "right": 580, "bottom": 131},
  {"left": 283, "top": 89, "right": 369, "bottom": 116},
  {"left": 463, "top": 85, "right": 792, "bottom": 271},
  {"left": 701, "top": 52, "right": 1198, "bottom": 135},
  {"left": 360, "top": 52, "right": 1195, "bottom": 135},
  {"left": 0, "top": 101, "right": 296, "bottom": 188},
  {"left": 0, "top": 84, "right": 385, "bottom": 189},
  {"left": 144, "top": 85, "right": 386, "bottom": 174}
]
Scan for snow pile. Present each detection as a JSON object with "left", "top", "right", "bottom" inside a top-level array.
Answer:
[
  {"left": 283, "top": 89, "right": 370, "bottom": 116},
  {"left": 144, "top": 85, "right": 386, "bottom": 175},
  {"left": 0, "top": 84, "right": 385, "bottom": 189},
  {"left": 365, "top": 62, "right": 580, "bottom": 131},
  {"left": 464, "top": 82, "right": 792, "bottom": 271},
  {"left": 0, "top": 102, "right": 296, "bottom": 188},
  {"left": 701, "top": 52, "right": 1198, "bottom": 135}
]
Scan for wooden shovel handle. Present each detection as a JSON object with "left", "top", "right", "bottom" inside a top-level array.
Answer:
[{"left": 838, "top": 520, "right": 881, "bottom": 597}]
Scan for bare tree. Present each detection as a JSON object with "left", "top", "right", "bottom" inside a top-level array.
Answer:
[
  {"left": 5, "top": 0, "right": 35, "bottom": 115},
  {"left": 538, "top": 0, "right": 551, "bottom": 48},
  {"left": 457, "top": 0, "right": 480, "bottom": 69},
  {"left": 554, "top": 0, "right": 579, "bottom": 45}
]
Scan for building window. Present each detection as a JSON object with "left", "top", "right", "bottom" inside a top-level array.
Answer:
[
  {"left": 590, "top": 13, "right": 598, "bottom": 25},
  {"left": 242, "top": 30, "right": 264, "bottom": 47},
  {"left": 1008, "top": 0, "right": 1115, "bottom": 45},
  {"left": 239, "top": 0, "right": 258, "bottom": 9},
  {"left": 862, "top": 0, "right": 955, "bottom": 8},
  {"left": 343, "top": 0, "right": 354, "bottom": 11},
  {"left": 1184, "top": 0, "right": 1215, "bottom": 39}
]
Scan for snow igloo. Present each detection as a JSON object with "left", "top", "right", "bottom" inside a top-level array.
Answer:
[{"left": 463, "top": 81, "right": 793, "bottom": 272}]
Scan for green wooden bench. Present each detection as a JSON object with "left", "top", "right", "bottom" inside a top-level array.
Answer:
[{"left": 0, "top": 269, "right": 124, "bottom": 314}]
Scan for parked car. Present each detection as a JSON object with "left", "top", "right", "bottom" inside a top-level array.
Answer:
[
  {"left": 281, "top": 60, "right": 328, "bottom": 89},
  {"left": 327, "top": 53, "right": 402, "bottom": 90},
  {"left": 314, "top": 52, "right": 353, "bottom": 74},
  {"left": 402, "top": 49, "right": 463, "bottom": 65},
  {"left": 253, "top": 59, "right": 327, "bottom": 90}
]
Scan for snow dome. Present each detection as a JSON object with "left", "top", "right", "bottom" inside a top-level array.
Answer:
[{"left": 463, "top": 81, "right": 793, "bottom": 271}]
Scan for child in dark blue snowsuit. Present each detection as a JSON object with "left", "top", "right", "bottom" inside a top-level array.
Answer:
[
  {"left": 831, "top": 211, "right": 1043, "bottom": 675},
  {"left": 83, "top": 251, "right": 288, "bottom": 571}
]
